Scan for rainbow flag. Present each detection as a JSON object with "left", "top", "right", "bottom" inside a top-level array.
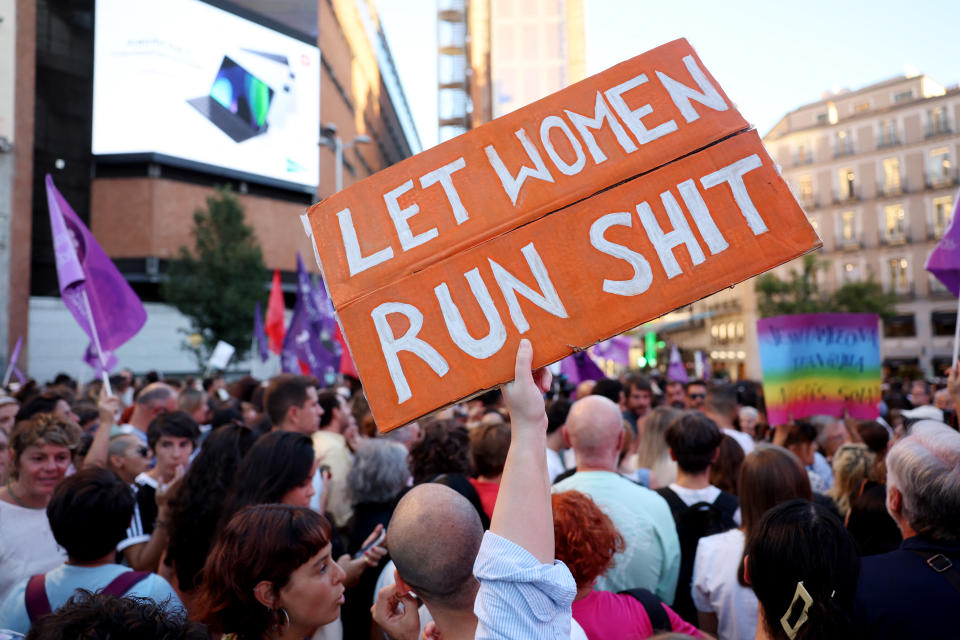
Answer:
[{"left": 757, "top": 313, "right": 881, "bottom": 426}]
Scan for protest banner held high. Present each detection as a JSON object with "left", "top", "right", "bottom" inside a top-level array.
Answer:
[{"left": 304, "top": 39, "right": 821, "bottom": 431}]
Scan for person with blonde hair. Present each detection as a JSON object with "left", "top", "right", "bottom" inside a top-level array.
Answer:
[
  {"left": 826, "top": 444, "right": 875, "bottom": 517},
  {"left": 630, "top": 406, "right": 681, "bottom": 489}
]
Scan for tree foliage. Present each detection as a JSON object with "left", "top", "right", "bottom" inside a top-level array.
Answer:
[
  {"left": 163, "top": 187, "right": 267, "bottom": 365},
  {"left": 756, "top": 253, "right": 897, "bottom": 321}
]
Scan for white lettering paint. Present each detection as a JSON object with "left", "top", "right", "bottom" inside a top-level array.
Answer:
[
  {"left": 385, "top": 180, "right": 439, "bottom": 252},
  {"left": 540, "top": 115, "right": 586, "bottom": 176},
  {"left": 564, "top": 91, "right": 638, "bottom": 164},
  {"left": 655, "top": 55, "right": 728, "bottom": 123},
  {"left": 589, "top": 211, "right": 653, "bottom": 296},
  {"left": 371, "top": 302, "right": 450, "bottom": 404},
  {"left": 700, "top": 154, "right": 768, "bottom": 235},
  {"left": 604, "top": 74, "right": 678, "bottom": 144},
  {"left": 677, "top": 179, "right": 728, "bottom": 255},
  {"left": 434, "top": 268, "right": 507, "bottom": 359},
  {"left": 419, "top": 157, "right": 470, "bottom": 225},
  {"left": 488, "top": 242, "right": 567, "bottom": 334},
  {"left": 485, "top": 129, "right": 555, "bottom": 206},
  {"left": 337, "top": 208, "right": 395, "bottom": 276},
  {"left": 636, "top": 191, "right": 706, "bottom": 279}
]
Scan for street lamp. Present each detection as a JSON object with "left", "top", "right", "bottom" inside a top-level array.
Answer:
[{"left": 319, "top": 123, "right": 372, "bottom": 193}]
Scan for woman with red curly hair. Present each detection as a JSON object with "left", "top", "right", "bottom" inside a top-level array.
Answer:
[{"left": 552, "top": 490, "right": 704, "bottom": 639}]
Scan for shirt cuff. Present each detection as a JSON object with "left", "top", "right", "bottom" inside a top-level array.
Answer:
[{"left": 474, "top": 532, "right": 576, "bottom": 622}]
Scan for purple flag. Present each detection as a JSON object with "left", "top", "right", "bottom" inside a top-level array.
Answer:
[
  {"left": 667, "top": 345, "right": 689, "bottom": 383},
  {"left": 45, "top": 175, "right": 146, "bottom": 372},
  {"left": 560, "top": 351, "right": 606, "bottom": 386},
  {"left": 925, "top": 189, "right": 960, "bottom": 297},
  {"left": 254, "top": 301, "right": 269, "bottom": 362},
  {"left": 296, "top": 253, "right": 342, "bottom": 361},
  {"left": 591, "top": 335, "right": 632, "bottom": 367},
  {"left": 3, "top": 336, "right": 24, "bottom": 386},
  {"left": 280, "top": 296, "right": 338, "bottom": 379}
]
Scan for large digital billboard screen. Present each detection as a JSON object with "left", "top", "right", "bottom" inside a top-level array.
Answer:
[{"left": 93, "top": 0, "right": 320, "bottom": 191}]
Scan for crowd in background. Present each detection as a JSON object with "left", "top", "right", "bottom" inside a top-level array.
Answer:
[{"left": 0, "top": 350, "right": 958, "bottom": 640}]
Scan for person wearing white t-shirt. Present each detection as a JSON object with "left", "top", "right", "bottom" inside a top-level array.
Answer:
[{"left": 692, "top": 445, "right": 811, "bottom": 639}]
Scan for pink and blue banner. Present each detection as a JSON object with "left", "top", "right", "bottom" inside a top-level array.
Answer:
[{"left": 757, "top": 313, "right": 881, "bottom": 426}]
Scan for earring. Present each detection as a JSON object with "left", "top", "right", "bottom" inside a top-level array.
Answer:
[{"left": 279, "top": 607, "right": 290, "bottom": 628}]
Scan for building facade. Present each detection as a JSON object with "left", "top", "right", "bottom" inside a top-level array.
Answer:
[
  {"left": 651, "top": 74, "right": 958, "bottom": 381},
  {"left": 766, "top": 74, "right": 958, "bottom": 377},
  {"left": 2, "top": 0, "right": 420, "bottom": 380},
  {"left": 437, "top": 0, "right": 584, "bottom": 141}
]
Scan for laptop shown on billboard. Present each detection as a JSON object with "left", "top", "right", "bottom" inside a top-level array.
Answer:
[{"left": 188, "top": 56, "right": 275, "bottom": 143}]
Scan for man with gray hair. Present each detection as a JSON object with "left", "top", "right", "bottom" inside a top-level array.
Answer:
[
  {"left": 553, "top": 394, "right": 680, "bottom": 602},
  {"left": 855, "top": 422, "right": 960, "bottom": 638},
  {"left": 115, "top": 383, "right": 178, "bottom": 444}
]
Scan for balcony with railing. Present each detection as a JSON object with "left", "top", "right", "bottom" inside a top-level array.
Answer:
[
  {"left": 926, "top": 169, "right": 959, "bottom": 189},
  {"left": 833, "top": 188, "right": 859, "bottom": 205},
  {"left": 877, "top": 134, "right": 901, "bottom": 149},
  {"left": 926, "top": 120, "right": 954, "bottom": 139},
  {"left": 880, "top": 178, "right": 907, "bottom": 197}
]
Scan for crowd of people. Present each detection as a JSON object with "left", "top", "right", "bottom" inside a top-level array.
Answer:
[{"left": 0, "top": 346, "right": 958, "bottom": 640}]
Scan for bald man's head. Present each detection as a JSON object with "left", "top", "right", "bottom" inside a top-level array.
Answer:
[
  {"left": 565, "top": 395, "right": 623, "bottom": 470},
  {"left": 388, "top": 484, "right": 482, "bottom": 610}
]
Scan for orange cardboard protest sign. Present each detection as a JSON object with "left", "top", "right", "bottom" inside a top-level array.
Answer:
[{"left": 304, "top": 39, "right": 821, "bottom": 431}]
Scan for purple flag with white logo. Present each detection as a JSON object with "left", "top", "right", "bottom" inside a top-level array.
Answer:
[
  {"left": 280, "top": 296, "right": 338, "bottom": 379},
  {"left": 925, "top": 189, "right": 960, "bottom": 297},
  {"left": 45, "top": 175, "right": 146, "bottom": 372},
  {"left": 296, "top": 253, "right": 342, "bottom": 361},
  {"left": 560, "top": 351, "right": 606, "bottom": 386},
  {"left": 591, "top": 335, "right": 632, "bottom": 367},
  {"left": 254, "top": 301, "right": 269, "bottom": 362}
]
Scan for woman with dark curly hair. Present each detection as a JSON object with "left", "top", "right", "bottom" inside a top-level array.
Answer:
[
  {"left": 163, "top": 423, "right": 258, "bottom": 607},
  {"left": 195, "top": 504, "right": 345, "bottom": 640},
  {"left": 552, "top": 490, "right": 703, "bottom": 639}
]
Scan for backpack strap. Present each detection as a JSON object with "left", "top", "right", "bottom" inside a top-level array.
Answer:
[
  {"left": 618, "top": 588, "right": 671, "bottom": 632},
  {"left": 654, "top": 486, "right": 686, "bottom": 517},
  {"left": 25, "top": 574, "right": 52, "bottom": 623},
  {"left": 101, "top": 571, "right": 151, "bottom": 597},
  {"left": 910, "top": 550, "right": 960, "bottom": 596},
  {"left": 712, "top": 491, "right": 740, "bottom": 524}
]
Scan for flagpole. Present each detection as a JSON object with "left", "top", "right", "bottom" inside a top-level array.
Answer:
[
  {"left": 2, "top": 336, "right": 22, "bottom": 388},
  {"left": 79, "top": 289, "right": 113, "bottom": 396}
]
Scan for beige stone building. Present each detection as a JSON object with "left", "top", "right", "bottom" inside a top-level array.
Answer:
[
  {"left": 766, "top": 74, "right": 958, "bottom": 378},
  {"left": 437, "top": 0, "right": 585, "bottom": 140},
  {"left": 656, "top": 74, "right": 959, "bottom": 381}
]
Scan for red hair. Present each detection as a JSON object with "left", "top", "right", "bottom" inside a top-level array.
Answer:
[{"left": 552, "top": 491, "right": 625, "bottom": 588}]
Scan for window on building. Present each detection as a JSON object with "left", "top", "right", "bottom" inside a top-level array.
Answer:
[
  {"left": 736, "top": 322, "right": 744, "bottom": 339},
  {"left": 882, "top": 157, "right": 902, "bottom": 193},
  {"left": 933, "top": 196, "right": 954, "bottom": 239},
  {"left": 893, "top": 89, "right": 914, "bottom": 103},
  {"left": 932, "top": 311, "right": 957, "bottom": 337},
  {"left": 794, "top": 143, "right": 812, "bottom": 164},
  {"left": 883, "top": 314, "right": 916, "bottom": 337},
  {"left": 878, "top": 119, "right": 898, "bottom": 146},
  {"left": 929, "top": 147, "right": 952, "bottom": 185},
  {"left": 854, "top": 101, "right": 870, "bottom": 113},
  {"left": 839, "top": 211, "right": 857, "bottom": 244},
  {"left": 816, "top": 113, "right": 828, "bottom": 124},
  {"left": 838, "top": 168, "right": 855, "bottom": 200},
  {"left": 887, "top": 257, "right": 910, "bottom": 293},
  {"left": 884, "top": 204, "right": 906, "bottom": 242},
  {"left": 928, "top": 106, "right": 951, "bottom": 137},
  {"left": 835, "top": 130, "right": 853, "bottom": 156},
  {"left": 799, "top": 175, "right": 814, "bottom": 206},
  {"left": 842, "top": 262, "right": 860, "bottom": 283}
]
